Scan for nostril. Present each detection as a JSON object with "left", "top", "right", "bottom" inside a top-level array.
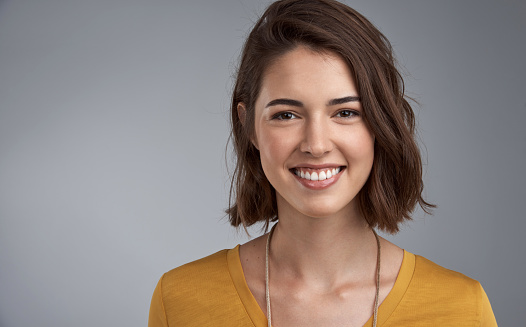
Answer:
[{"left": 300, "top": 140, "right": 333, "bottom": 157}]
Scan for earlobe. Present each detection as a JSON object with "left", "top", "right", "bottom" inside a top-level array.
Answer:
[{"left": 237, "top": 103, "right": 259, "bottom": 150}]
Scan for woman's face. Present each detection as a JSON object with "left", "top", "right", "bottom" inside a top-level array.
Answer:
[{"left": 251, "top": 46, "right": 375, "bottom": 219}]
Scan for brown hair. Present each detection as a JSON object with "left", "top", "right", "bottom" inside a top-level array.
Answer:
[{"left": 227, "top": 0, "right": 434, "bottom": 233}]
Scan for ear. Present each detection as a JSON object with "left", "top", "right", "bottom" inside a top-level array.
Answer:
[
  {"left": 237, "top": 102, "right": 259, "bottom": 150},
  {"left": 237, "top": 103, "right": 247, "bottom": 125}
]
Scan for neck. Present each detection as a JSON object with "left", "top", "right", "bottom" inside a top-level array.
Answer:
[{"left": 269, "top": 196, "right": 378, "bottom": 288}]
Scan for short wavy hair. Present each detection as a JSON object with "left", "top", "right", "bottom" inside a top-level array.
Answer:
[{"left": 227, "top": 0, "right": 434, "bottom": 233}]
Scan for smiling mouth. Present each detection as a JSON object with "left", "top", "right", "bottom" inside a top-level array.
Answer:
[{"left": 291, "top": 166, "right": 345, "bottom": 181}]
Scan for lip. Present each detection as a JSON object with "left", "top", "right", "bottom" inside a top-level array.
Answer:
[
  {"left": 292, "top": 163, "right": 343, "bottom": 169},
  {"left": 291, "top": 165, "right": 345, "bottom": 190}
]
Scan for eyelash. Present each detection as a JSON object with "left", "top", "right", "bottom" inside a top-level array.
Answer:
[
  {"left": 335, "top": 110, "right": 360, "bottom": 118},
  {"left": 271, "top": 112, "right": 297, "bottom": 120},
  {"left": 270, "top": 110, "right": 360, "bottom": 120}
]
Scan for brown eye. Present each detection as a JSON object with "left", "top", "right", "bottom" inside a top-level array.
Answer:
[
  {"left": 336, "top": 110, "right": 358, "bottom": 118},
  {"left": 273, "top": 112, "right": 297, "bottom": 120}
]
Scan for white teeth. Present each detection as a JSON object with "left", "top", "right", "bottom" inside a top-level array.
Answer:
[
  {"left": 294, "top": 167, "right": 342, "bottom": 181},
  {"left": 319, "top": 171, "right": 327, "bottom": 180}
]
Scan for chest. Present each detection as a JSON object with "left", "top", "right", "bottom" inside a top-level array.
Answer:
[{"left": 251, "top": 279, "right": 379, "bottom": 327}]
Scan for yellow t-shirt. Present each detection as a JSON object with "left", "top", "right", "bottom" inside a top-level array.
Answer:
[{"left": 148, "top": 246, "right": 497, "bottom": 326}]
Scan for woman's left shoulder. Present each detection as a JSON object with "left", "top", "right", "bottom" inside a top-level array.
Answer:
[
  {"left": 393, "top": 253, "right": 498, "bottom": 325},
  {"left": 413, "top": 254, "right": 482, "bottom": 290}
]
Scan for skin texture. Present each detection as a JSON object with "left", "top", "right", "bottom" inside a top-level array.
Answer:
[
  {"left": 239, "top": 46, "right": 404, "bottom": 327},
  {"left": 253, "top": 47, "right": 374, "bottom": 221}
]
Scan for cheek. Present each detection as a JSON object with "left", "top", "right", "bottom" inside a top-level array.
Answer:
[
  {"left": 361, "top": 136, "right": 375, "bottom": 173},
  {"left": 359, "top": 133, "right": 375, "bottom": 157},
  {"left": 255, "top": 126, "right": 298, "bottom": 177},
  {"left": 344, "top": 129, "right": 375, "bottom": 164},
  {"left": 258, "top": 129, "right": 291, "bottom": 162}
]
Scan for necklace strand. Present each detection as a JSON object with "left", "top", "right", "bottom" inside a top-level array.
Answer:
[{"left": 265, "top": 223, "right": 381, "bottom": 327}]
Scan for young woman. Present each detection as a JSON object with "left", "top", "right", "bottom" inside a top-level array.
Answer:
[{"left": 149, "top": 0, "right": 497, "bottom": 326}]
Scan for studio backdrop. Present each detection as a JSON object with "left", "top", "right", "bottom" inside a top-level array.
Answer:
[{"left": 0, "top": 0, "right": 524, "bottom": 326}]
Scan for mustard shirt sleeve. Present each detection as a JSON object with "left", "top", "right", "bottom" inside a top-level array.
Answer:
[
  {"left": 148, "top": 274, "right": 168, "bottom": 327},
  {"left": 479, "top": 283, "right": 498, "bottom": 327}
]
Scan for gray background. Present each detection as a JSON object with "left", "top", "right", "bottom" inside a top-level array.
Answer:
[{"left": 1, "top": 0, "right": 524, "bottom": 326}]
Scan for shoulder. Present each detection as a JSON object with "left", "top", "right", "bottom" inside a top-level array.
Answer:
[
  {"left": 150, "top": 246, "right": 257, "bottom": 326},
  {"left": 161, "top": 248, "right": 233, "bottom": 298},
  {"left": 393, "top": 253, "right": 497, "bottom": 326},
  {"left": 412, "top": 254, "right": 482, "bottom": 295},
  {"left": 165, "top": 249, "right": 230, "bottom": 278}
]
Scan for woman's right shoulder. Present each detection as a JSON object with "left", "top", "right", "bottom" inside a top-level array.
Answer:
[
  {"left": 162, "top": 248, "right": 232, "bottom": 282},
  {"left": 149, "top": 246, "right": 254, "bottom": 326},
  {"left": 152, "top": 247, "right": 240, "bottom": 315}
]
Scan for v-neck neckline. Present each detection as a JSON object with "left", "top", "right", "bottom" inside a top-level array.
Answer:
[{"left": 227, "top": 245, "right": 416, "bottom": 327}]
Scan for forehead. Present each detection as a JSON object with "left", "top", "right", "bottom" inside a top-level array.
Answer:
[
  {"left": 265, "top": 46, "right": 350, "bottom": 78},
  {"left": 257, "top": 46, "right": 358, "bottom": 104}
]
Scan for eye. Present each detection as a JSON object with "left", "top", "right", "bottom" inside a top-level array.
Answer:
[
  {"left": 272, "top": 112, "right": 297, "bottom": 120},
  {"left": 335, "top": 110, "right": 359, "bottom": 118}
]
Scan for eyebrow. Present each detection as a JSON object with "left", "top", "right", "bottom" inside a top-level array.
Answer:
[
  {"left": 265, "top": 98, "right": 303, "bottom": 108},
  {"left": 327, "top": 96, "right": 360, "bottom": 106},
  {"left": 265, "top": 96, "right": 360, "bottom": 108}
]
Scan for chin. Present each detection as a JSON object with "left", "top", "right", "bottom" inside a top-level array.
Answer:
[{"left": 295, "top": 200, "right": 354, "bottom": 219}]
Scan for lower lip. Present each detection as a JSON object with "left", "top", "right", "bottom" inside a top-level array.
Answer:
[{"left": 292, "top": 168, "right": 344, "bottom": 190}]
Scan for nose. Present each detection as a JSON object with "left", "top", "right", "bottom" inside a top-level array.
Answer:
[{"left": 299, "top": 118, "right": 333, "bottom": 157}]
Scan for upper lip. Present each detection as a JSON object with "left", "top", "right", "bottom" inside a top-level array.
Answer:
[{"left": 291, "top": 163, "right": 344, "bottom": 169}]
